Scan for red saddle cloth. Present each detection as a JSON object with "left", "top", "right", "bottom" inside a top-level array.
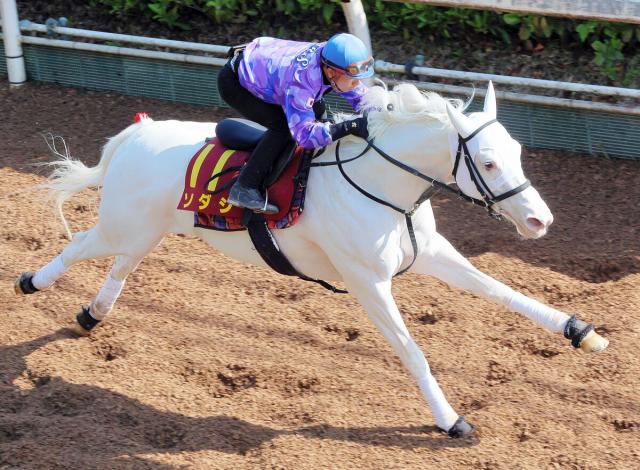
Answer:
[{"left": 177, "top": 137, "right": 310, "bottom": 231}]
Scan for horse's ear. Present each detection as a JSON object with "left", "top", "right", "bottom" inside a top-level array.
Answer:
[
  {"left": 483, "top": 80, "right": 497, "bottom": 119},
  {"left": 446, "top": 102, "right": 476, "bottom": 138}
]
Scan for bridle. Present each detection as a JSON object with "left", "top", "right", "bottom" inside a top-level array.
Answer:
[
  {"left": 451, "top": 119, "right": 531, "bottom": 220},
  {"left": 310, "top": 118, "right": 531, "bottom": 275}
]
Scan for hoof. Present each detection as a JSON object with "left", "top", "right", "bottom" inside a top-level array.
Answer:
[
  {"left": 580, "top": 330, "right": 609, "bottom": 353},
  {"left": 71, "top": 322, "right": 92, "bottom": 336},
  {"left": 14, "top": 272, "right": 39, "bottom": 295},
  {"left": 74, "top": 305, "right": 100, "bottom": 335},
  {"left": 564, "top": 315, "right": 609, "bottom": 353},
  {"left": 445, "top": 416, "right": 476, "bottom": 438}
]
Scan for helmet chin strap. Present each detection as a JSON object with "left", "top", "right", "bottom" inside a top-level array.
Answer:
[
  {"left": 324, "top": 66, "right": 347, "bottom": 93},
  {"left": 330, "top": 78, "right": 347, "bottom": 93}
]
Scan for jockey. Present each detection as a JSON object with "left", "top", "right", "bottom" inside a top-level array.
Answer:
[{"left": 218, "top": 33, "right": 374, "bottom": 214}]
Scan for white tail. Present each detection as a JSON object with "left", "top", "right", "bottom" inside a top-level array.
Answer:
[{"left": 41, "top": 118, "right": 152, "bottom": 239}]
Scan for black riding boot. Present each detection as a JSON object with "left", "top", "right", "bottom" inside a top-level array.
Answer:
[{"left": 228, "top": 128, "right": 291, "bottom": 214}]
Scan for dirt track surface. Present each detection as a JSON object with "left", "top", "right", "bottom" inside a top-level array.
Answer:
[{"left": 1, "top": 82, "right": 639, "bottom": 469}]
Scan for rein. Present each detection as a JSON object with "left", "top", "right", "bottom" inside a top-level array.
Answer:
[{"left": 310, "top": 119, "right": 531, "bottom": 275}]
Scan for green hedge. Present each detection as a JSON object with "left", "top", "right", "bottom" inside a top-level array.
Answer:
[{"left": 90, "top": 0, "right": 640, "bottom": 83}]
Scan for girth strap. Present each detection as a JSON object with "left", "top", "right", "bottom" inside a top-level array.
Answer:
[
  {"left": 247, "top": 217, "right": 348, "bottom": 293},
  {"left": 397, "top": 214, "right": 418, "bottom": 276}
]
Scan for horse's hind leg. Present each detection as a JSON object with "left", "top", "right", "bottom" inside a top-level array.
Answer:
[
  {"left": 74, "top": 254, "right": 144, "bottom": 335},
  {"left": 15, "top": 226, "right": 118, "bottom": 295},
  {"left": 15, "top": 222, "right": 161, "bottom": 334}
]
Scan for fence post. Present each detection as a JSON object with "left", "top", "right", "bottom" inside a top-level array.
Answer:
[
  {"left": 1, "top": 0, "right": 27, "bottom": 86},
  {"left": 340, "top": 0, "right": 373, "bottom": 55}
]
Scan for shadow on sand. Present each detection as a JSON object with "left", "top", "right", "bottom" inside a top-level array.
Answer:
[{"left": 0, "top": 330, "right": 477, "bottom": 468}]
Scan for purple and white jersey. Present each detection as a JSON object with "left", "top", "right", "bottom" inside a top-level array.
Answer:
[{"left": 237, "top": 37, "right": 368, "bottom": 149}]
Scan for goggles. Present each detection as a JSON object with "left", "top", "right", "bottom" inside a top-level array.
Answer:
[{"left": 323, "top": 56, "right": 374, "bottom": 78}]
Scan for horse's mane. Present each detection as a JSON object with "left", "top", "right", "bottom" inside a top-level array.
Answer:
[{"left": 335, "top": 82, "right": 467, "bottom": 140}]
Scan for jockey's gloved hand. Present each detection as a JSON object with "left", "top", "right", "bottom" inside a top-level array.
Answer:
[{"left": 329, "top": 116, "right": 369, "bottom": 141}]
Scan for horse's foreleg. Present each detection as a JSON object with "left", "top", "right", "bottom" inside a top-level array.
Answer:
[
  {"left": 411, "top": 232, "right": 608, "bottom": 353},
  {"left": 337, "top": 267, "right": 474, "bottom": 437}
]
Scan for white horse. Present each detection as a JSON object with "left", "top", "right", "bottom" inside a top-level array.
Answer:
[{"left": 15, "top": 82, "right": 608, "bottom": 438}]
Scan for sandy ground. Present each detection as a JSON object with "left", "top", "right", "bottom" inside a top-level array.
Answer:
[{"left": 1, "top": 82, "right": 639, "bottom": 469}]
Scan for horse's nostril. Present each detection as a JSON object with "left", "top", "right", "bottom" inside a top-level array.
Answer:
[{"left": 527, "top": 217, "right": 546, "bottom": 230}]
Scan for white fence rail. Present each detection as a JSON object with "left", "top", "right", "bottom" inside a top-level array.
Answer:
[
  {"left": 3, "top": 19, "right": 638, "bottom": 115},
  {"left": 345, "top": 0, "right": 639, "bottom": 114},
  {"left": 19, "top": 21, "right": 230, "bottom": 55},
  {"left": 382, "top": 78, "right": 640, "bottom": 115},
  {"left": 14, "top": 34, "right": 228, "bottom": 67},
  {"left": 375, "top": 61, "right": 640, "bottom": 98},
  {"left": 385, "top": 0, "right": 640, "bottom": 24},
  {"left": 3, "top": 0, "right": 639, "bottom": 116}
]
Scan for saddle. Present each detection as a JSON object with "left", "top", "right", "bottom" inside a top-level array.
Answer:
[
  {"left": 175, "top": 117, "right": 341, "bottom": 291},
  {"left": 177, "top": 118, "right": 313, "bottom": 231},
  {"left": 215, "top": 118, "right": 297, "bottom": 188}
]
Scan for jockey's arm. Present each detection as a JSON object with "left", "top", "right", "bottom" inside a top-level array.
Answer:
[
  {"left": 284, "top": 84, "right": 333, "bottom": 149},
  {"left": 284, "top": 81, "right": 370, "bottom": 149}
]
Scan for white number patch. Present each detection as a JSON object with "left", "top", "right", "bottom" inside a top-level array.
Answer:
[{"left": 295, "top": 44, "right": 320, "bottom": 68}]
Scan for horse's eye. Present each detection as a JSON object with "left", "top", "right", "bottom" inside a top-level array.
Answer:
[{"left": 483, "top": 162, "right": 496, "bottom": 170}]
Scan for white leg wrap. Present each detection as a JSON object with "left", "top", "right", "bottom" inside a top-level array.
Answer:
[
  {"left": 508, "top": 291, "right": 568, "bottom": 333},
  {"left": 32, "top": 255, "right": 68, "bottom": 290},
  {"left": 418, "top": 375, "right": 459, "bottom": 431},
  {"left": 91, "top": 273, "right": 125, "bottom": 320}
]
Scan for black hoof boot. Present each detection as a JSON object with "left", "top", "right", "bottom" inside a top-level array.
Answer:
[
  {"left": 74, "top": 305, "right": 101, "bottom": 335},
  {"left": 564, "top": 314, "right": 594, "bottom": 349},
  {"left": 445, "top": 416, "right": 476, "bottom": 438},
  {"left": 228, "top": 181, "right": 279, "bottom": 214},
  {"left": 14, "top": 272, "right": 39, "bottom": 295}
]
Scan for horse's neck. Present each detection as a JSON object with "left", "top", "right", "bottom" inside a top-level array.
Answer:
[{"left": 320, "top": 123, "right": 454, "bottom": 212}]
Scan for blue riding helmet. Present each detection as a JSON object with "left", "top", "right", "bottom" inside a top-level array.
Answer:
[{"left": 321, "top": 33, "right": 374, "bottom": 79}]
